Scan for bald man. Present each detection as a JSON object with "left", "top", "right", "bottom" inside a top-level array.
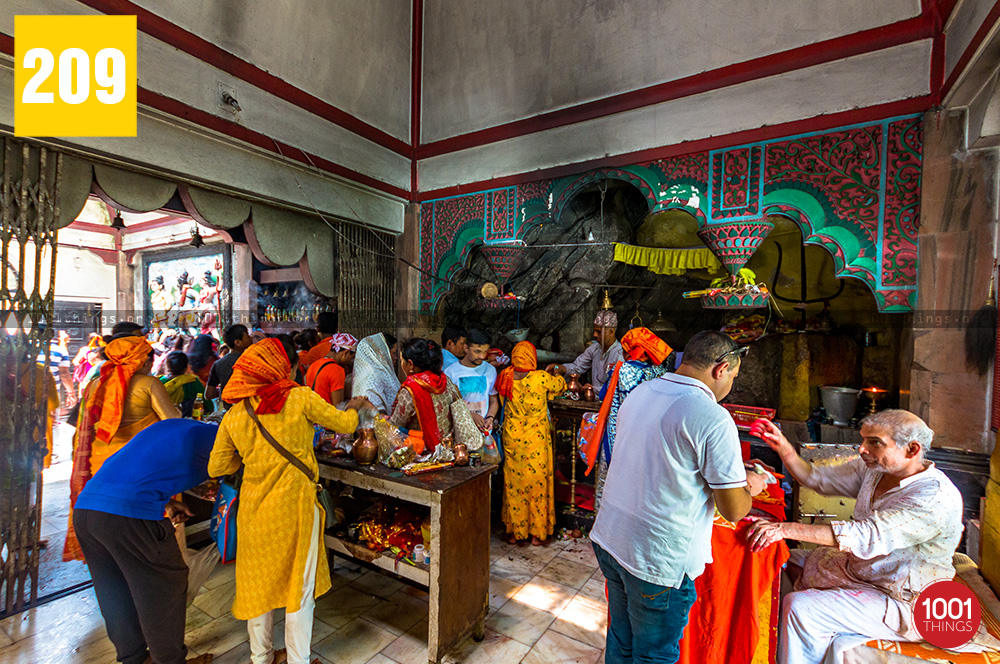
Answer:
[{"left": 747, "top": 410, "right": 964, "bottom": 664}]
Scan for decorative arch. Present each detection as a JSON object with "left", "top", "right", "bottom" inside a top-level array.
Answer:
[{"left": 418, "top": 115, "right": 921, "bottom": 313}]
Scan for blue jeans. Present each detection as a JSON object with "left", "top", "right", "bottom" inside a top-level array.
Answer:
[{"left": 593, "top": 543, "right": 697, "bottom": 664}]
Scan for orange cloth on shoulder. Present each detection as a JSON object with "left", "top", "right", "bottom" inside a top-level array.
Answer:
[
  {"left": 496, "top": 341, "right": 536, "bottom": 399},
  {"left": 88, "top": 336, "right": 152, "bottom": 444}
]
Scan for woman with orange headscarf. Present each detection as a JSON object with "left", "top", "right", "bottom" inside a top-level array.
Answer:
[
  {"left": 64, "top": 334, "right": 181, "bottom": 561},
  {"left": 580, "top": 326, "right": 672, "bottom": 509},
  {"left": 496, "top": 341, "right": 567, "bottom": 545},
  {"left": 209, "top": 336, "right": 369, "bottom": 664}
]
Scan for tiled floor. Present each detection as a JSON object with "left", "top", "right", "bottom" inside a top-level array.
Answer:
[{"left": 0, "top": 532, "right": 607, "bottom": 663}]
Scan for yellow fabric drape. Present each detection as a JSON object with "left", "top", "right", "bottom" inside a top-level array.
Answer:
[{"left": 613, "top": 243, "right": 722, "bottom": 275}]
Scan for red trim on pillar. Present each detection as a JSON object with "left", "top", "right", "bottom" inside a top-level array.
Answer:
[
  {"left": 941, "top": 0, "right": 1000, "bottom": 98},
  {"left": 411, "top": 0, "right": 423, "bottom": 200},
  {"left": 67, "top": 221, "right": 118, "bottom": 235},
  {"left": 416, "top": 15, "right": 934, "bottom": 159},
  {"left": 73, "top": 0, "right": 412, "bottom": 157},
  {"left": 415, "top": 96, "right": 933, "bottom": 201}
]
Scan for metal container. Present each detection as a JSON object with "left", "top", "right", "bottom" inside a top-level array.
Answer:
[
  {"left": 353, "top": 428, "right": 379, "bottom": 465},
  {"left": 818, "top": 386, "right": 860, "bottom": 426}
]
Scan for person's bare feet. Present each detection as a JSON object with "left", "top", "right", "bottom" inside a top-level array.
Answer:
[
  {"left": 506, "top": 533, "right": 518, "bottom": 544},
  {"left": 272, "top": 648, "right": 287, "bottom": 664},
  {"left": 531, "top": 536, "right": 544, "bottom": 546},
  {"left": 186, "top": 654, "right": 213, "bottom": 664}
]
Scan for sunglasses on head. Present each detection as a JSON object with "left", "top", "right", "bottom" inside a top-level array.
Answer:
[{"left": 714, "top": 345, "right": 749, "bottom": 364}]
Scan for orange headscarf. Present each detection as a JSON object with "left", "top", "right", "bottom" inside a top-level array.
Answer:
[
  {"left": 496, "top": 341, "right": 537, "bottom": 399},
  {"left": 87, "top": 336, "right": 152, "bottom": 443},
  {"left": 581, "top": 329, "right": 672, "bottom": 476},
  {"left": 621, "top": 327, "right": 672, "bottom": 365},
  {"left": 222, "top": 337, "right": 300, "bottom": 414}
]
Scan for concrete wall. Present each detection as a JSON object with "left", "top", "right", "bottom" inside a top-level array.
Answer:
[
  {"left": 0, "top": 0, "right": 408, "bottom": 233},
  {"left": 130, "top": 0, "right": 413, "bottom": 141},
  {"left": 421, "top": 0, "right": 920, "bottom": 142},
  {"left": 911, "top": 109, "right": 998, "bottom": 453}
]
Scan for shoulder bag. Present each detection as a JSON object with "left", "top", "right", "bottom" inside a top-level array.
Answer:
[{"left": 243, "top": 399, "right": 340, "bottom": 530}]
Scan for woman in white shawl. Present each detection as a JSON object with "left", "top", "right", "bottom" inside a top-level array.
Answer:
[{"left": 353, "top": 333, "right": 401, "bottom": 413}]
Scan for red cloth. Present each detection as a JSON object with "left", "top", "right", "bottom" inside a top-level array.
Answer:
[
  {"left": 401, "top": 370, "right": 447, "bottom": 452},
  {"left": 222, "top": 338, "right": 299, "bottom": 414},
  {"left": 621, "top": 327, "right": 672, "bottom": 364},
  {"left": 678, "top": 517, "right": 789, "bottom": 664}
]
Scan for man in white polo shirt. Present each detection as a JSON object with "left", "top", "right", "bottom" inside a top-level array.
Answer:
[{"left": 590, "top": 330, "right": 767, "bottom": 664}]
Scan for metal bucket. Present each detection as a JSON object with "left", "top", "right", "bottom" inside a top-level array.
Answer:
[{"left": 819, "top": 386, "right": 860, "bottom": 426}]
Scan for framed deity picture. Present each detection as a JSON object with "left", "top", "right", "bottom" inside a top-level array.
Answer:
[{"left": 142, "top": 243, "right": 232, "bottom": 338}]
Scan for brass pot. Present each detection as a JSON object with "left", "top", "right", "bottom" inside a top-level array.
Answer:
[
  {"left": 353, "top": 428, "right": 378, "bottom": 465},
  {"left": 453, "top": 443, "right": 470, "bottom": 466},
  {"left": 566, "top": 373, "right": 582, "bottom": 399}
]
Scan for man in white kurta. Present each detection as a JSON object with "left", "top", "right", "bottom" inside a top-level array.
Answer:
[{"left": 747, "top": 410, "right": 964, "bottom": 664}]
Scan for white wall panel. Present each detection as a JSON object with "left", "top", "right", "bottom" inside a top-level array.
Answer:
[
  {"left": 945, "top": 0, "right": 999, "bottom": 80},
  {"left": 2, "top": 0, "right": 411, "bottom": 191},
  {"left": 0, "top": 59, "right": 405, "bottom": 234},
  {"left": 418, "top": 40, "right": 932, "bottom": 191},
  {"left": 129, "top": 0, "right": 412, "bottom": 140},
  {"left": 421, "top": 0, "right": 921, "bottom": 142}
]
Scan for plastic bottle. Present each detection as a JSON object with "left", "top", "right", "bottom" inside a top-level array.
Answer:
[{"left": 192, "top": 393, "right": 204, "bottom": 421}]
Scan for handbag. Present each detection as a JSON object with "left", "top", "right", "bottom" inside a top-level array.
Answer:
[
  {"left": 243, "top": 400, "right": 340, "bottom": 530},
  {"left": 210, "top": 471, "right": 241, "bottom": 564}
]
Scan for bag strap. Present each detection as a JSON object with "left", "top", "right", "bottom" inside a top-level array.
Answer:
[
  {"left": 309, "top": 359, "right": 338, "bottom": 391},
  {"left": 243, "top": 399, "right": 318, "bottom": 485}
]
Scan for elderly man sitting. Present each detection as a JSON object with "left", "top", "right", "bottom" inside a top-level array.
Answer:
[{"left": 747, "top": 410, "right": 964, "bottom": 664}]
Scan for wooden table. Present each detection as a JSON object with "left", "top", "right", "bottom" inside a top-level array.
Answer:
[
  {"left": 547, "top": 398, "right": 601, "bottom": 508},
  {"left": 317, "top": 457, "right": 494, "bottom": 664}
]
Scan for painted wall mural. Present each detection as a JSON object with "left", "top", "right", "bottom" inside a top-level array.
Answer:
[{"left": 418, "top": 115, "right": 922, "bottom": 313}]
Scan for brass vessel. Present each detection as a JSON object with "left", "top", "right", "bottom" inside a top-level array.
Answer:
[{"left": 353, "top": 428, "right": 379, "bottom": 465}]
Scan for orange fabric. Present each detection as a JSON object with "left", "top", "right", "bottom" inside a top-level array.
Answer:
[
  {"left": 301, "top": 337, "right": 332, "bottom": 370},
  {"left": 401, "top": 370, "right": 448, "bottom": 452},
  {"left": 621, "top": 327, "right": 672, "bottom": 364},
  {"left": 581, "top": 361, "right": 622, "bottom": 476},
  {"left": 222, "top": 338, "right": 299, "bottom": 414},
  {"left": 305, "top": 359, "right": 346, "bottom": 405},
  {"left": 404, "top": 429, "right": 426, "bottom": 455},
  {"left": 88, "top": 337, "right": 152, "bottom": 444},
  {"left": 678, "top": 517, "right": 790, "bottom": 664},
  {"left": 496, "top": 341, "right": 537, "bottom": 399}
]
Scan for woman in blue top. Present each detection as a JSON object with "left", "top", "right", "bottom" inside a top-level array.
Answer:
[{"left": 581, "top": 327, "right": 673, "bottom": 509}]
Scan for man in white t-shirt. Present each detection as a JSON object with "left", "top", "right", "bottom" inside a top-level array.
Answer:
[
  {"left": 444, "top": 328, "right": 498, "bottom": 433},
  {"left": 590, "top": 331, "right": 767, "bottom": 664}
]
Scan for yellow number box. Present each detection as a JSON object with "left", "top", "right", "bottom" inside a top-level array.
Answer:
[{"left": 15, "top": 15, "right": 137, "bottom": 137}]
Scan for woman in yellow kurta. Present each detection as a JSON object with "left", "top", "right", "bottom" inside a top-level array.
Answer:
[
  {"left": 64, "top": 335, "right": 180, "bottom": 561},
  {"left": 210, "top": 336, "right": 369, "bottom": 664},
  {"left": 496, "top": 341, "right": 566, "bottom": 545}
]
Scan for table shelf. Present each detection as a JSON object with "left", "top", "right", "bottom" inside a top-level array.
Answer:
[{"left": 324, "top": 533, "right": 430, "bottom": 586}]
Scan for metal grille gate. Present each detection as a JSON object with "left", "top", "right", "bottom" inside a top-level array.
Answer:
[
  {"left": 336, "top": 223, "right": 396, "bottom": 339},
  {"left": 0, "top": 138, "right": 61, "bottom": 616}
]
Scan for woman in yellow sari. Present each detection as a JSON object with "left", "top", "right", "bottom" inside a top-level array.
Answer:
[
  {"left": 64, "top": 335, "right": 180, "bottom": 561},
  {"left": 496, "top": 341, "right": 566, "bottom": 545},
  {"left": 210, "top": 336, "right": 369, "bottom": 664}
]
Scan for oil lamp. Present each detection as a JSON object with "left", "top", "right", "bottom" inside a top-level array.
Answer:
[{"left": 861, "top": 387, "right": 888, "bottom": 416}]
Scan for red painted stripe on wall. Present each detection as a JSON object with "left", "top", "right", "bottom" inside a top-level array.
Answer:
[
  {"left": 74, "top": 0, "right": 412, "bottom": 157},
  {"left": 136, "top": 89, "right": 410, "bottom": 200},
  {"left": 416, "top": 15, "right": 935, "bottom": 159},
  {"left": 0, "top": 31, "right": 408, "bottom": 199},
  {"left": 941, "top": 0, "right": 1000, "bottom": 97},
  {"left": 415, "top": 96, "right": 933, "bottom": 201}
]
